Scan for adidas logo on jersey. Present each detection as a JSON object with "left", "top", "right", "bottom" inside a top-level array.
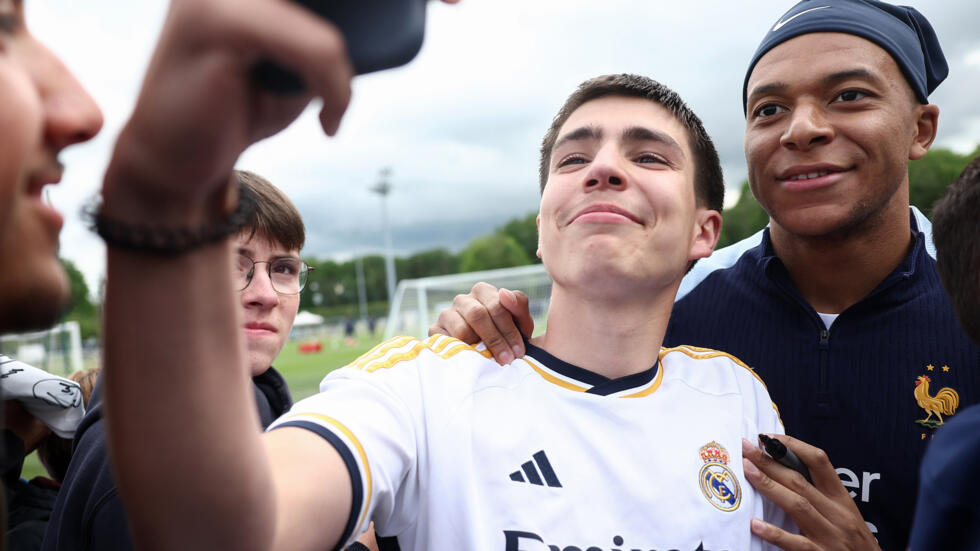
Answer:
[{"left": 508, "top": 450, "right": 562, "bottom": 488}]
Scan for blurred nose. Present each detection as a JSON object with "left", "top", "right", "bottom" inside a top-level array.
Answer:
[
  {"left": 241, "top": 266, "right": 281, "bottom": 309},
  {"left": 779, "top": 102, "right": 833, "bottom": 151},
  {"left": 31, "top": 40, "right": 103, "bottom": 151},
  {"left": 583, "top": 145, "right": 627, "bottom": 191}
]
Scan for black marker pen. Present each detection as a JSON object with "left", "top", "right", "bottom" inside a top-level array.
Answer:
[{"left": 758, "top": 434, "right": 812, "bottom": 484}]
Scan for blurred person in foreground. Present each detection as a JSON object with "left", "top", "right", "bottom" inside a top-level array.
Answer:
[
  {"left": 0, "top": 0, "right": 103, "bottom": 337},
  {"left": 41, "top": 171, "right": 299, "bottom": 551},
  {"left": 431, "top": 1, "right": 980, "bottom": 549},
  {"left": 0, "top": 0, "right": 102, "bottom": 542},
  {"left": 908, "top": 155, "right": 980, "bottom": 550}
]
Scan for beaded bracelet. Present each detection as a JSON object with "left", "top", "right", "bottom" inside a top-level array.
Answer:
[{"left": 84, "top": 182, "right": 255, "bottom": 255}]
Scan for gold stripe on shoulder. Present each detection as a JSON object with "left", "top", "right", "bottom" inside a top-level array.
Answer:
[
  {"left": 660, "top": 345, "right": 783, "bottom": 426},
  {"left": 661, "top": 345, "right": 766, "bottom": 388},
  {"left": 365, "top": 340, "right": 430, "bottom": 373},
  {"left": 356, "top": 335, "right": 491, "bottom": 373},
  {"left": 351, "top": 336, "right": 416, "bottom": 371}
]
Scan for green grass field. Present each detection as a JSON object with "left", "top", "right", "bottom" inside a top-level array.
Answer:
[{"left": 19, "top": 335, "right": 384, "bottom": 481}]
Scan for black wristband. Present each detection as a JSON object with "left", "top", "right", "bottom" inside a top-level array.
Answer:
[{"left": 84, "top": 182, "right": 255, "bottom": 255}]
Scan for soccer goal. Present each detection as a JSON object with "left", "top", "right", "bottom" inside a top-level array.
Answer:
[
  {"left": 384, "top": 264, "right": 552, "bottom": 340},
  {"left": 0, "top": 321, "right": 84, "bottom": 375}
]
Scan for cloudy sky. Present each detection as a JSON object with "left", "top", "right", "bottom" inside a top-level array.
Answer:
[{"left": 30, "top": 0, "right": 980, "bottom": 291}]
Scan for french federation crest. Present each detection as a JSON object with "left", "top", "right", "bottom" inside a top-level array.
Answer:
[{"left": 698, "top": 441, "right": 741, "bottom": 512}]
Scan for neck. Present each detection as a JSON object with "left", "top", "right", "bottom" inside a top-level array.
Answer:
[
  {"left": 769, "top": 204, "right": 912, "bottom": 314},
  {"left": 531, "top": 282, "right": 675, "bottom": 379}
]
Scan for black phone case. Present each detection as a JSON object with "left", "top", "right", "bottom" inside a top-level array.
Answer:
[{"left": 254, "top": 0, "right": 428, "bottom": 93}]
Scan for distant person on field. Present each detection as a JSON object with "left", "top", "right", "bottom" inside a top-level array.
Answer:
[
  {"left": 909, "top": 155, "right": 980, "bottom": 550},
  {"left": 344, "top": 316, "right": 356, "bottom": 346}
]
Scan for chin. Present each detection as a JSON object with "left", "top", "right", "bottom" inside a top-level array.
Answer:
[
  {"left": 245, "top": 346, "right": 276, "bottom": 376},
  {"left": 0, "top": 265, "right": 70, "bottom": 333}
]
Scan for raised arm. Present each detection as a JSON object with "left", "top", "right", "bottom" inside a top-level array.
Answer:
[{"left": 100, "top": 0, "right": 354, "bottom": 549}]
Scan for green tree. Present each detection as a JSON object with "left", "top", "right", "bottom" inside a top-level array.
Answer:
[
  {"left": 499, "top": 212, "right": 540, "bottom": 264},
  {"left": 909, "top": 145, "right": 980, "bottom": 217},
  {"left": 717, "top": 181, "right": 769, "bottom": 249},
  {"left": 60, "top": 259, "right": 99, "bottom": 339},
  {"left": 398, "top": 248, "right": 460, "bottom": 280},
  {"left": 458, "top": 234, "right": 533, "bottom": 273}
]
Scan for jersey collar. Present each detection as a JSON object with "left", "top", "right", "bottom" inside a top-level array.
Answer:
[{"left": 522, "top": 339, "right": 662, "bottom": 397}]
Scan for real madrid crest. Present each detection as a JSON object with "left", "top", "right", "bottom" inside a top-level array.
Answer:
[{"left": 698, "top": 441, "right": 741, "bottom": 512}]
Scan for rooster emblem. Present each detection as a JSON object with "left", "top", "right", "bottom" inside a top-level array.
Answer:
[{"left": 914, "top": 375, "right": 959, "bottom": 428}]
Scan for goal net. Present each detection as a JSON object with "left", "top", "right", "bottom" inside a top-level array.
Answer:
[
  {"left": 0, "top": 321, "right": 84, "bottom": 375},
  {"left": 384, "top": 264, "right": 552, "bottom": 340}
]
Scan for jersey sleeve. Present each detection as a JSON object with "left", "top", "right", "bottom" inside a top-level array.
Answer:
[{"left": 267, "top": 337, "right": 430, "bottom": 547}]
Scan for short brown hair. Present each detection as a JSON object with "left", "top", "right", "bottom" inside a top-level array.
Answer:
[
  {"left": 932, "top": 156, "right": 980, "bottom": 344},
  {"left": 237, "top": 170, "right": 305, "bottom": 252},
  {"left": 538, "top": 74, "right": 724, "bottom": 213}
]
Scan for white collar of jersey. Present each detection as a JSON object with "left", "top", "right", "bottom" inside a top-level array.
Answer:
[{"left": 521, "top": 340, "right": 663, "bottom": 398}]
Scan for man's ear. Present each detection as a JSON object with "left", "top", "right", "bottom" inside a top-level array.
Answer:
[
  {"left": 689, "top": 208, "right": 722, "bottom": 262},
  {"left": 909, "top": 104, "right": 939, "bottom": 161},
  {"left": 535, "top": 214, "right": 543, "bottom": 259}
]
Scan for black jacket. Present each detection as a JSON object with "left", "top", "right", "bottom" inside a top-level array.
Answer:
[{"left": 41, "top": 368, "right": 292, "bottom": 551}]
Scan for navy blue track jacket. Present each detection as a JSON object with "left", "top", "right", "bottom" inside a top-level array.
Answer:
[{"left": 665, "top": 216, "right": 980, "bottom": 551}]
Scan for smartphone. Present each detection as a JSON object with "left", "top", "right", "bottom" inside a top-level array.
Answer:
[{"left": 254, "top": 0, "right": 428, "bottom": 93}]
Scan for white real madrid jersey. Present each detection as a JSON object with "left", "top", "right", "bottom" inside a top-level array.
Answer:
[{"left": 270, "top": 335, "right": 794, "bottom": 550}]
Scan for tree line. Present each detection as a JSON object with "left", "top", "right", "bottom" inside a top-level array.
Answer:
[{"left": 61, "top": 145, "right": 980, "bottom": 337}]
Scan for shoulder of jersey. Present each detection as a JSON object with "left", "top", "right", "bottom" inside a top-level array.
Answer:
[
  {"left": 660, "top": 344, "right": 768, "bottom": 389},
  {"left": 346, "top": 335, "right": 494, "bottom": 373}
]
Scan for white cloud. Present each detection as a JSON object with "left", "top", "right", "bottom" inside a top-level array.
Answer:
[{"left": 28, "top": 0, "right": 980, "bottom": 293}]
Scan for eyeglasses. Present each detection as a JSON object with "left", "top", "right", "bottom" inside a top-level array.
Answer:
[{"left": 235, "top": 254, "right": 312, "bottom": 295}]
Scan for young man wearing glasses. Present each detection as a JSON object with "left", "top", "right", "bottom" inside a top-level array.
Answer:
[{"left": 41, "top": 171, "right": 305, "bottom": 551}]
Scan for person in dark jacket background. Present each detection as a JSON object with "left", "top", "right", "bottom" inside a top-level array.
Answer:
[
  {"left": 909, "top": 155, "right": 980, "bottom": 550},
  {"left": 42, "top": 171, "right": 303, "bottom": 551}
]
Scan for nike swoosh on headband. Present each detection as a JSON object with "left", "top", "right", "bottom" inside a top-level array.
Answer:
[{"left": 772, "top": 5, "right": 831, "bottom": 32}]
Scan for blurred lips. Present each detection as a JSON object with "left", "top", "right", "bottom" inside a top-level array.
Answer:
[
  {"left": 27, "top": 168, "right": 66, "bottom": 234},
  {"left": 244, "top": 322, "right": 277, "bottom": 337},
  {"left": 570, "top": 203, "right": 641, "bottom": 225}
]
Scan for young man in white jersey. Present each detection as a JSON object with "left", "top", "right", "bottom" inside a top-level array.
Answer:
[{"left": 101, "top": 73, "right": 792, "bottom": 550}]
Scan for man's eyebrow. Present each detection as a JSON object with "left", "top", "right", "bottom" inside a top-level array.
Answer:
[
  {"left": 746, "top": 81, "right": 789, "bottom": 106},
  {"left": 553, "top": 125, "right": 601, "bottom": 152},
  {"left": 621, "top": 126, "right": 685, "bottom": 159},
  {"left": 823, "top": 68, "right": 881, "bottom": 87},
  {"left": 748, "top": 68, "right": 884, "bottom": 106},
  {"left": 236, "top": 247, "right": 299, "bottom": 260}
]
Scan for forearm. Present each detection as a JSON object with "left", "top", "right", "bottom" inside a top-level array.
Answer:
[{"left": 103, "top": 235, "right": 274, "bottom": 551}]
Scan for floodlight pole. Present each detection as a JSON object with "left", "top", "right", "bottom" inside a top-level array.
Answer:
[{"left": 370, "top": 167, "right": 397, "bottom": 304}]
